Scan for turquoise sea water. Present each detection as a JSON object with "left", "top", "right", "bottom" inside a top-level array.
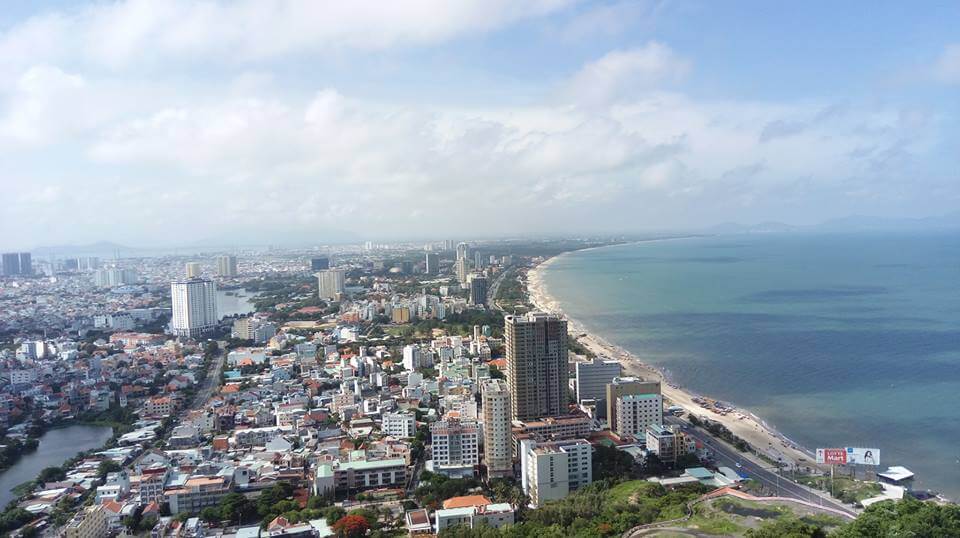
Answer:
[{"left": 540, "top": 232, "right": 960, "bottom": 498}]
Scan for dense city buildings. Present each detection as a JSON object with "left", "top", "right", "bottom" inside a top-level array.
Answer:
[
  {"left": 170, "top": 278, "right": 218, "bottom": 338},
  {"left": 316, "top": 268, "right": 345, "bottom": 301},
  {"left": 505, "top": 312, "right": 568, "bottom": 421},
  {"left": 481, "top": 379, "right": 512, "bottom": 478},
  {"left": 216, "top": 255, "right": 238, "bottom": 277}
]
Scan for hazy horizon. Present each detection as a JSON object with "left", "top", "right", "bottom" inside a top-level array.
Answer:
[{"left": 2, "top": 1, "right": 958, "bottom": 249}]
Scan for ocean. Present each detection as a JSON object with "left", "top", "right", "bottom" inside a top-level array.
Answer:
[{"left": 539, "top": 232, "right": 960, "bottom": 498}]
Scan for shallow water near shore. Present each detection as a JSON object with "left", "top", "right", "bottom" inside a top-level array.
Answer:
[{"left": 540, "top": 232, "right": 960, "bottom": 499}]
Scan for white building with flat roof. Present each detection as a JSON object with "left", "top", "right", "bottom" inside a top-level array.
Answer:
[
  {"left": 520, "top": 438, "right": 592, "bottom": 507},
  {"left": 170, "top": 278, "right": 218, "bottom": 338},
  {"left": 481, "top": 379, "right": 512, "bottom": 478},
  {"left": 316, "top": 269, "right": 345, "bottom": 300},
  {"left": 430, "top": 419, "right": 479, "bottom": 472},
  {"left": 382, "top": 412, "right": 416, "bottom": 438},
  {"left": 615, "top": 393, "right": 663, "bottom": 438}
]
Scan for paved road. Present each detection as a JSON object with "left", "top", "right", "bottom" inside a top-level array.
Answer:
[
  {"left": 487, "top": 265, "right": 514, "bottom": 311},
  {"left": 665, "top": 416, "right": 858, "bottom": 517},
  {"left": 190, "top": 344, "right": 226, "bottom": 409}
]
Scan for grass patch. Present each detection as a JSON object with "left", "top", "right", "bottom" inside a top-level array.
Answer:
[
  {"left": 606, "top": 480, "right": 661, "bottom": 503},
  {"left": 685, "top": 514, "right": 744, "bottom": 535},
  {"left": 796, "top": 475, "right": 883, "bottom": 503}
]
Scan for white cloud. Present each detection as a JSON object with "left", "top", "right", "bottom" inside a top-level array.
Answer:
[
  {"left": 934, "top": 43, "right": 960, "bottom": 83},
  {"left": 565, "top": 42, "right": 690, "bottom": 106},
  {"left": 0, "top": 0, "right": 576, "bottom": 70}
]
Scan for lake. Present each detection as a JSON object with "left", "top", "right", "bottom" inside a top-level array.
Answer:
[
  {"left": 0, "top": 425, "right": 113, "bottom": 508},
  {"left": 216, "top": 288, "right": 258, "bottom": 319}
]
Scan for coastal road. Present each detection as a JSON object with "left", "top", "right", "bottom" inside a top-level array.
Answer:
[
  {"left": 487, "top": 264, "right": 514, "bottom": 311},
  {"left": 666, "top": 416, "right": 858, "bottom": 517}
]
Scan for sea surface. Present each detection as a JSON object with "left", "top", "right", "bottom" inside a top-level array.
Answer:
[
  {"left": 0, "top": 425, "right": 113, "bottom": 507},
  {"left": 540, "top": 232, "right": 960, "bottom": 498}
]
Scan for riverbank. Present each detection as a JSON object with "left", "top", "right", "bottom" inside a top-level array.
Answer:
[{"left": 527, "top": 250, "right": 822, "bottom": 473}]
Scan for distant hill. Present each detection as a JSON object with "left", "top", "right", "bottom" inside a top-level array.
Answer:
[{"left": 32, "top": 241, "right": 137, "bottom": 256}]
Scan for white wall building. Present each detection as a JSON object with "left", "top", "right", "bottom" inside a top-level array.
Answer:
[
  {"left": 430, "top": 419, "right": 479, "bottom": 471},
  {"left": 520, "top": 438, "right": 592, "bottom": 507},
  {"left": 615, "top": 393, "right": 663, "bottom": 438},
  {"left": 316, "top": 269, "right": 346, "bottom": 300},
  {"left": 170, "top": 278, "right": 219, "bottom": 338},
  {"left": 481, "top": 379, "right": 513, "bottom": 478},
  {"left": 382, "top": 412, "right": 417, "bottom": 438},
  {"left": 402, "top": 345, "right": 421, "bottom": 371}
]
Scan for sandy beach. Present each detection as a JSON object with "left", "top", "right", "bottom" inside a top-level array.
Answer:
[{"left": 527, "top": 251, "right": 824, "bottom": 473}]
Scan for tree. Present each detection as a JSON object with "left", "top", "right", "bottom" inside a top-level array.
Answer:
[
  {"left": 38, "top": 466, "right": 67, "bottom": 483},
  {"left": 219, "top": 492, "right": 257, "bottom": 525},
  {"left": 592, "top": 444, "right": 636, "bottom": 481},
  {"left": 332, "top": 514, "right": 370, "bottom": 538},
  {"left": 324, "top": 506, "right": 347, "bottom": 526},
  {"left": 832, "top": 497, "right": 960, "bottom": 537},
  {"left": 97, "top": 459, "right": 122, "bottom": 478}
]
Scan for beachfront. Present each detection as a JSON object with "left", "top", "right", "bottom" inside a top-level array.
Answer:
[{"left": 527, "top": 254, "right": 822, "bottom": 473}]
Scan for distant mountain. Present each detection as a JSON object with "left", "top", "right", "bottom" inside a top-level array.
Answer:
[{"left": 708, "top": 221, "right": 800, "bottom": 234}]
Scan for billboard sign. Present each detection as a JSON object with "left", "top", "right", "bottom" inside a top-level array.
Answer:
[
  {"left": 816, "top": 448, "right": 847, "bottom": 465},
  {"left": 845, "top": 447, "right": 880, "bottom": 466}
]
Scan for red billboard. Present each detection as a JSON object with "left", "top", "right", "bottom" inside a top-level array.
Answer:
[{"left": 816, "top": 448, "right": 847, "bottom": 464}]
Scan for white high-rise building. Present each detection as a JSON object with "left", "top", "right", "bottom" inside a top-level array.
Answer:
[
  {"left": 170, "top": 278, "right": 219, "bottom": 338},
  {"left": 316, "top": 269, "right": 345, "bottom": 300},
  {"left": 402, "top": 345, "right": 421, "bottom": 371},
  {"left": 481, "top": 379, "right": 512, "bottom": 479},
  {"left": 575, "top": 358, "right": 621, "bottom": 402},
  {"left": 216, "top": 255, "right": 238, "bottom": 277},
  {"left": 382, "top": 412, "right": 417, "bottom": 438},
  {"left": 430, "top": 419, "right": 479, "bottom": 472},
  {"left": 520, "top": 438, "right": 592, "bottom": 507}
]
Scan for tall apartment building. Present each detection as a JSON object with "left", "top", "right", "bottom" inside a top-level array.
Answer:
[
  {"left": 216, "top": 255, "right": 238, "bottom": 277},
  {"left": 605, "top": 377, "right": 661, "bottom": 433},
  {"left": 185, "top": 262, "right": 202, "bottom": 278},
  {"left": 1, "top": 252, "right": 31, "bottom": 276},
  {"left": 170, "top": 278, "right": 219, "bottom": 338},
  {"left": 574, "top": 358, "right": 621, "bottom": 403},
  {"left": 64, "top": 505, "right": 108, "bottom": 538},
  {"left": 481, "top": 379, "right": 512, "bottom": 478},
  {"left": 455, "top": 242, "right": 470, "bottom": 283},
  {"left": 311, "top": 257, "right": 330, "bottom": 271},
  {"left": 316, "top": 269, "right": 345, "bottom": 300},
  {"left": 505, "top": 312, "right": 568, "bottom": 421},
  {"left": 430, "top": 419, "right": 479, "bottom": 472},
  {"left": 425, "top": 252, "right": 439, "bottom": 275},
  {"left": 94, "top": 267, "right": 138, "bottom": 287},
  {"left": 469, "top": 275, "right": 488, "bottom": 305},
  {"left": 520, "top": 438, "right": 592, "bottom": 507}
]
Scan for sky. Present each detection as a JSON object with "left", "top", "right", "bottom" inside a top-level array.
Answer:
[{"left": 1, "top": 0, "right": 958, "bottom": 248}]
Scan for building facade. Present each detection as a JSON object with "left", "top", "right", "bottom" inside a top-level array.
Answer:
[
  {"left": 481, "top": 379, "right": 513, "bottom": 478},
  {"left": 170, "top": 278, "right": 219, "bottom": 338},
  {"left": 575, "top": 358, "right": 621, "bottom": 403},
  {"left": 216, "top": 255, "right": 238, "bottom": 277},
  {"left": 469, "top": 275, "right": 488, "bottom": 305},
  {"left": 615, "top": 393, "right": 663, "bottom": 438},
  {"left": 316, "top": 269, "right": 346, "bottom": 300},
  {"left": 520, "top": 438, "right": 592, "bottom": 507},
  {"left": 430, "top": 419, "right": 480, "bottom": 471},
  {"left": 605, "top": 377, "right": 661, "bottom": 432},
  {"left": 505, "top": 313, "right": 568, "bottom": 421}
]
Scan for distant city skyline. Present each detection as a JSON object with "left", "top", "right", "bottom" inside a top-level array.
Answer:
[{"left": 1, "top": 1, "right": 958, "bottom": 248}]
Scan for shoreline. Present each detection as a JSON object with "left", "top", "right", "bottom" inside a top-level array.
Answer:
[{"left": 527, "top": 245, "right": 822, "bottom": 473}]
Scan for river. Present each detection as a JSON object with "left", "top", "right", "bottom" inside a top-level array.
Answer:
[
  {"left": 216, "top": 288, "right": 257, "bottom": 319},
  {"left": 0, "top": 425, "right": 113, "bottom": 508}
]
